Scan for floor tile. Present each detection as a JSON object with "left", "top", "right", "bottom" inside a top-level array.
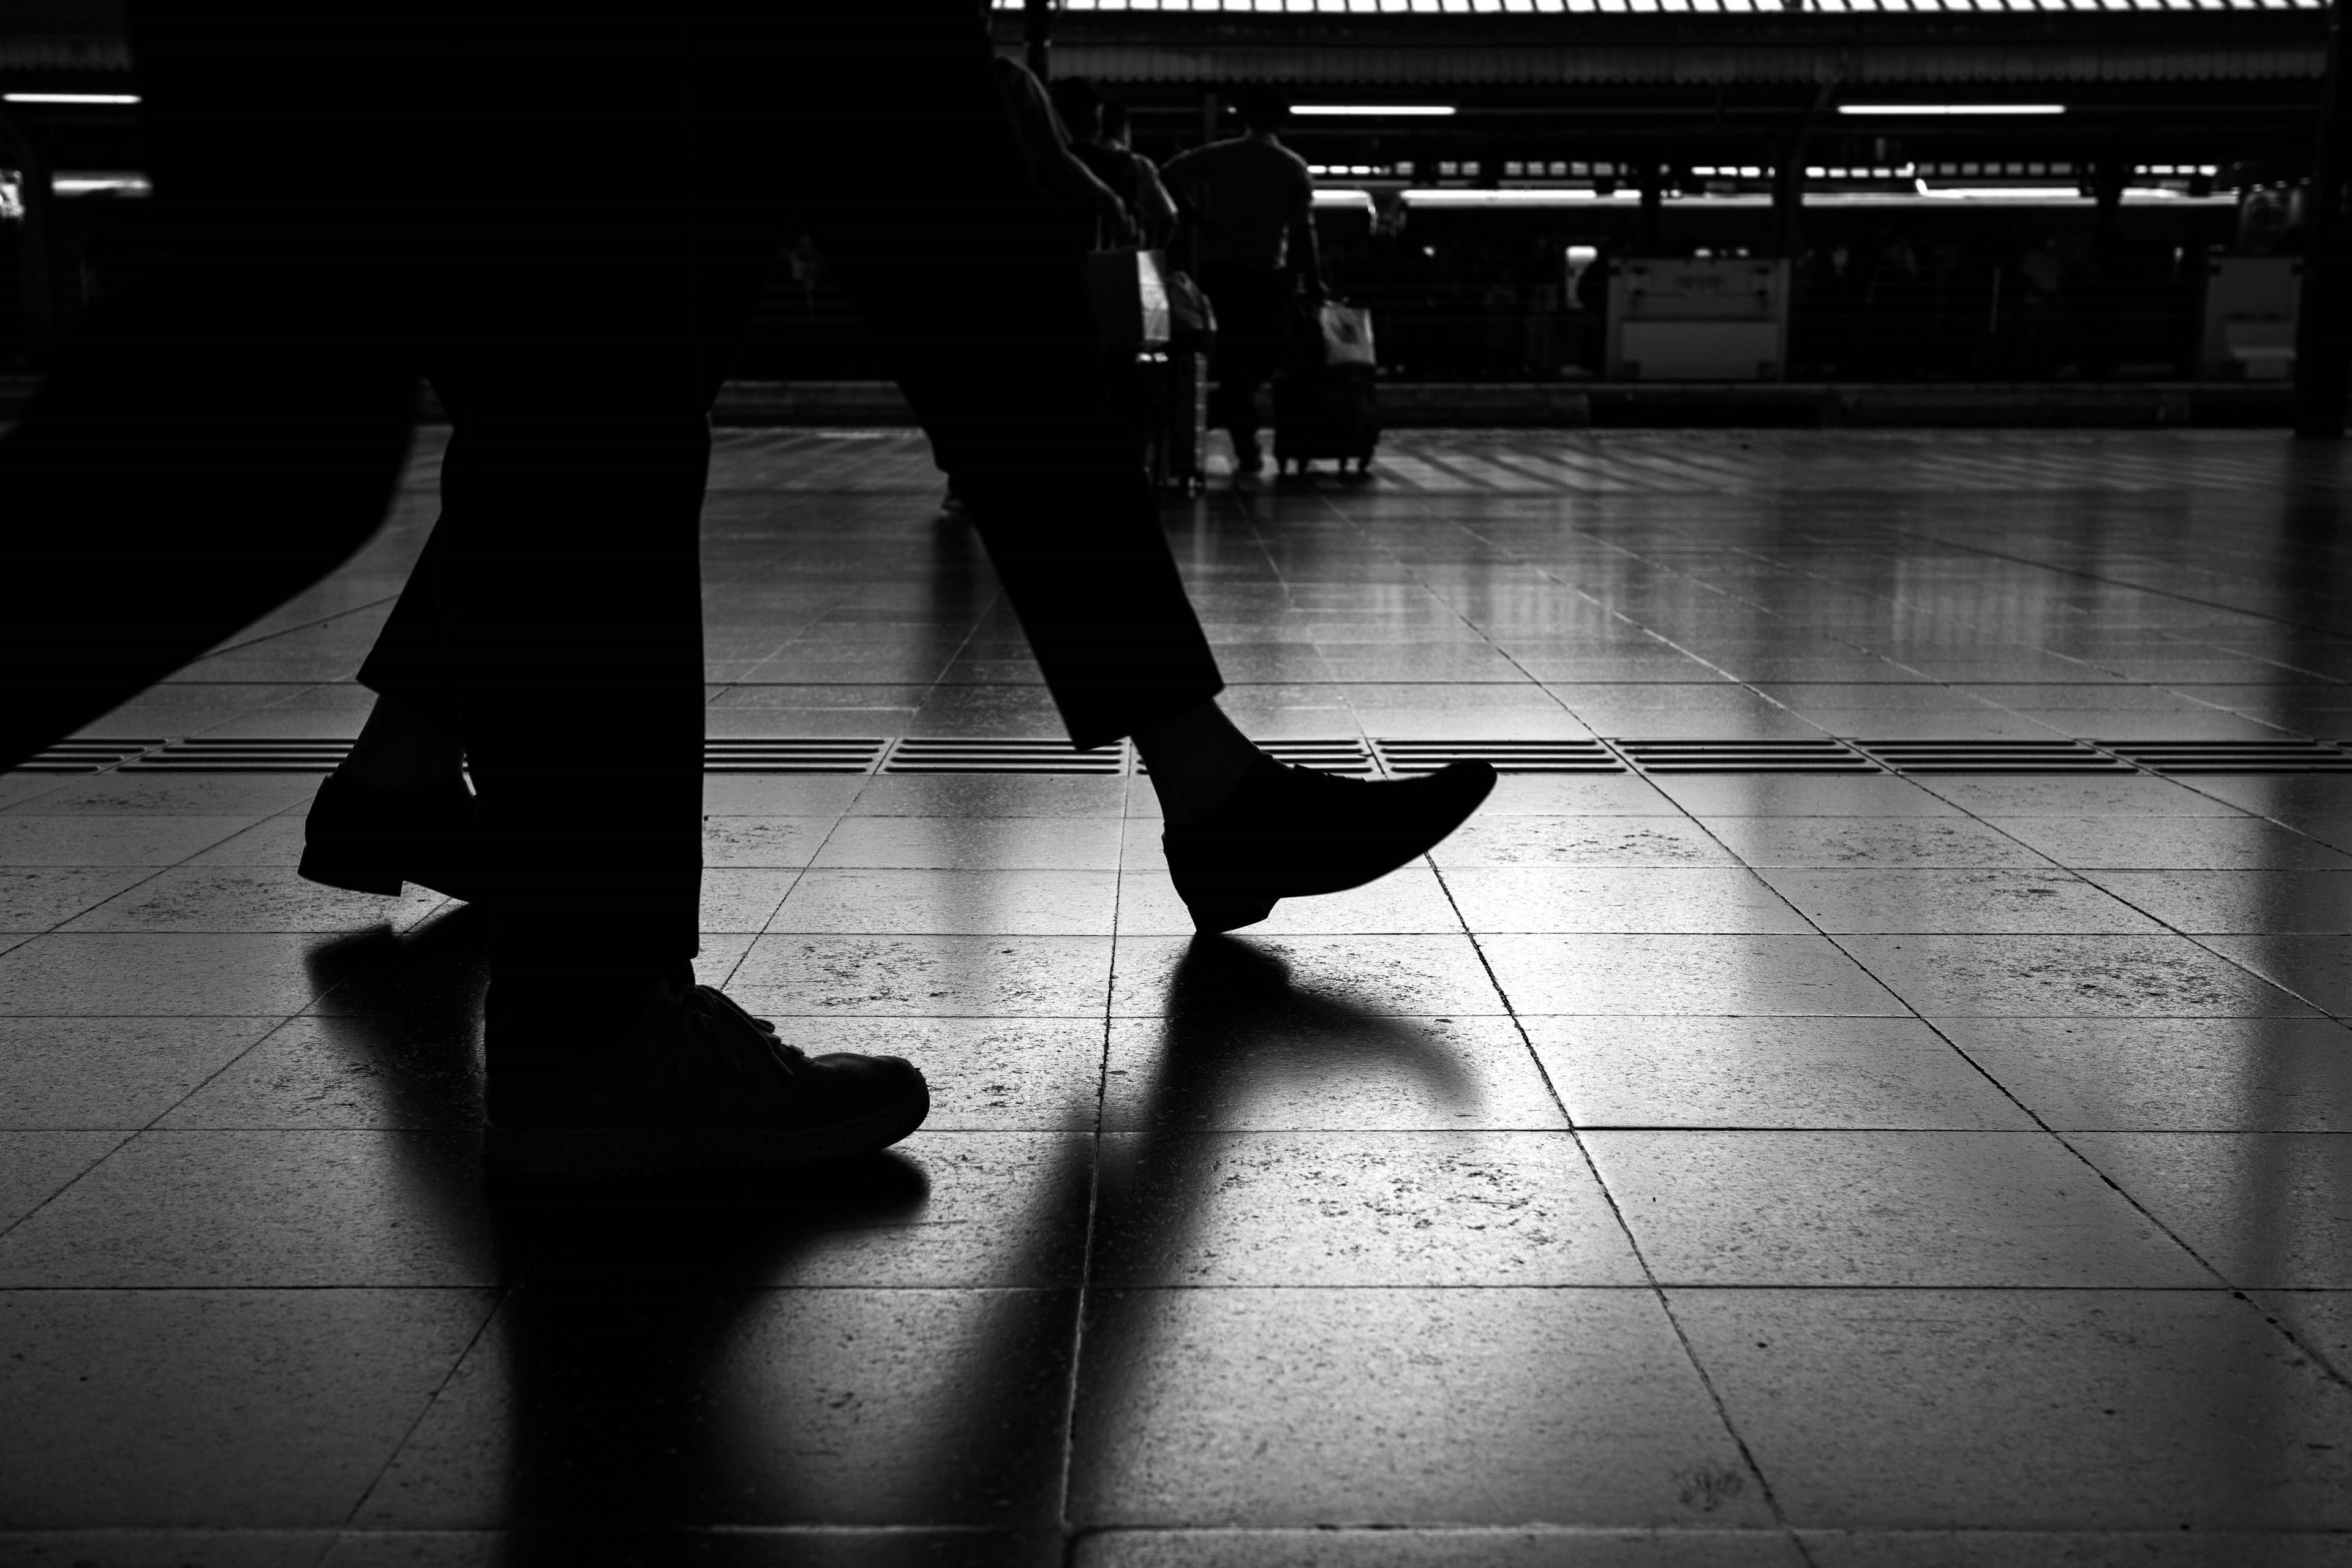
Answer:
[
  {"left": 1670, "top": 1289, "right": 2352, "bottom": 1528},
  {"left": 1068, "top": 1287, "right": 1772, "bottom": 1528},
  {"left": 1941, "top": 1017, "right": 2352, "bottom": 1131},
  {"left": 1584, "top": 1131, "right": 2206, "bottom": 1286},
  {"left": 699, "top": 774, "right": 864, "bottom": 816},
  {"left": 1443, "top": 868, "right": 1811, "bottom": 935},
  {"left": 0, "top": 1130, "right": 130, "bottom": 1230},
  {"left": 1527, "top": 1017, "right": 2033, "bottom": 1130},
  {"left": 316, "top": 1528, "right": 1046, "bottom": 1567},
  {"left": 1916, "top": 777, "right": 2252, "bottom": 817},
  {"left": 1700, "top": 818, "right": 2053, "bottom": 870},
  {"left": 847, "top": 774, "right": 1129, "bottom": 819},
  {"left": 1831, "top": 934, "right": 2318, "bottom": 1016},
  {"left": 1103, "top": 1013, "right": 1564, "bottom": 1132},
  {"left": 1071, "top": 1531, "right": 1806, "bottom": 1568},
  {"left": 1472, "top": 775, "right": 1685, "bottom": 816},
  {"left": 1429, "top": 817, "right": 1741, "bottom": 869},
  {"left": 2255, "top": 1289, "right": 2352, "bottom": 1386},
  {"left": 0, "top": 865, "right": 165, "bottom": 931},
  {"left": 1482, "top": 933, "right": 1904, "bottom": 1015},
  {"left": 1985, "top": 817, "right": 2352, "bottom": 870},
  {"left": 0, "top": 815, "right": 258, "bottom": 866},
  {"left": 356, "top": 1287, "right": 1079, "bottom": 1529},
  {"left": 1110, "top": 934, "right": 1506, "bottom": 1018},
  {"left": 699, "top": 818, "right": 837, "bottom": 870},
  {"left": 2065, "top": 1132, "right": 2352, "bottom": 1287},
  {"left": 2081, "top": 870, "right": 2352, "bottom": 933},
  {"left": 0, "top": 772, "right": 320, "bottom": 818},
  {"left": 767, "top": 1017, "right": 1106, "bottom": 1131},
  {"left": 0, "top": 932, "right": 372, "bottom": 1015},
  {"left": 0, "top": 1016, "right": 277, "bottom": 1129},
  {"left": 59, "top": 865, "right": 448, "bottom": 934},
  {"left": 1795, "top": 1533, "right": 2352, "bottom": 1568},
  {"left": 0, "top": 1288, "right": 495, "bottom": 1527},
  {"left": 772, "top": 869, "right": 1118, "bottom": 935},
  {"left": 181, "top": 816, "right": 311, "bottom": 866},
  {"left": 157, "top": 1016, "right": 481, "bottom": 1131},
  {"left": 1758, "top": 869, "right": 2165, "bottom": 934},
  {"left": 2194, "top": 933, "right": 2352, "bottom": 1014},
  {"left": 0, "top": 1530, "right": 338, "bottom": 1567},
  {"left": 1117, "top": 865, "right": 1463, "bottom": 937},
  {"left": 1090, "top": 1131, "right": 1643, "bottom": 1286},
  {"left": 1647, "top": 777, "right": 1959, "bottom": 816},
  {"left": 813, "top": 817, "right": 1126, "bottom": 870},
  {"left": 0, "top": 1129, "right": 499, "bottom": 1287},
  {"left": 731, "top": 935, "right": 1115, "bottom": 1016},
  {"left": 513, "top": 1133, "right": 1094, "bottom": 1289}
]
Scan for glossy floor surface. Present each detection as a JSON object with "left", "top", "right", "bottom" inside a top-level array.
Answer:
[{"left": 7, "top": 429, "right": 2352, "bottom": 1566}]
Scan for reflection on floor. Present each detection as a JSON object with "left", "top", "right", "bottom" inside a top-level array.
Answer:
[{"left": 6, "top": 428, "right": 2352, "bottom": 1566}]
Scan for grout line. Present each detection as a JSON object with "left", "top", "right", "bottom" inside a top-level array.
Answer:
[{"left": 1423, "top": 854, "right": 1815, "bottom": 1562}]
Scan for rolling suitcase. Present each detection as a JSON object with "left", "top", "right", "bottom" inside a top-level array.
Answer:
[
  {"left": 1272, "top": 365, "right": 1378, "bottom": 475},
  {"left": 1273, "top": 301, "right": 1379, "bottom": 475}
]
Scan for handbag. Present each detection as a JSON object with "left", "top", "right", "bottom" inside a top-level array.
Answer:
[
  {"left": 1087, "top": 247, "right": 1172, "bottom": 351},
  {"left": 1316, "top": 301, "right": 1376, "bottom": 368}
]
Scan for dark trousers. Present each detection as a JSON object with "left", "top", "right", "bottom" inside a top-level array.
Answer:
[
  {"left": 1199, "top": 262, "right": 1296, "bottom": 447},
  {"left": 0, "top": 2, "right": 1223, "bottom": 1033}
]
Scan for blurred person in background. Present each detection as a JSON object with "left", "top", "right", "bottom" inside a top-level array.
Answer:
[{"left": 1161, "top": 86, "right": 1324, "bottom": 475}]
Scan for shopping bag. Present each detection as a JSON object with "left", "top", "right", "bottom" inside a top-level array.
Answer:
[
  {"left": 1166, "top": 268, "right": 1216, "bottom": 349},
  {"left": 1317, "top": 301, "right": 1376, "bottom": 368},
  {"left": 1088, "top": 247, "right": 1172, "bottom": 350}
]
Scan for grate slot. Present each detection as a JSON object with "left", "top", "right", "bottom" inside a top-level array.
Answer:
[
  {"left": 1856, "top": 739, "right": 2130, "bottom": 775},
  {"left": 1262, "top": 739, "right": 1376, "bottom": 775},
  {"left": 883, "top": 737, "right": 1125, "bottom": 774},
  {"left": 125, "top": 738, "right": 353, "bottom": 772},
  {"left": 1376, "top": 739, "right": 1623, "bottom": 775},
  {"left": 15, "top": 738, "right": 163, "bottom": 773},
  {"left": 1615, "top": 739, "right": 1876, "bottom": 774},
  {"left": 704, "top": 739, "right": 885, "bottom": 774},
  {"left": 2106, "top": 740, "right": 2352, "bottom": 774},
  {"left": 1136, "top": 739, "right": 1373, "bottom": 775}
]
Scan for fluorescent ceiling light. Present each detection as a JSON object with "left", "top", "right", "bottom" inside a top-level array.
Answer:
[
  {"left": 1312, "top": 189, "right": 1374, "bottom": 208},
  {"left": 1291, "top": 105, "right": 1457, "bottom": 117},
  {"left": 4, "top": 92, "right": 141, "bottom": 105},
  {"left": 1403, "top": 188, "right": 1637, "bottom": 206},
  {"left": 1839, "top": 104, "right": 2065, "bottom": 116}
]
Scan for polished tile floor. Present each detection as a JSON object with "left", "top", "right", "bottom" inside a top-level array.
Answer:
[{"left": 7, "top": 428, "right": 2352, "bottom": 1565}]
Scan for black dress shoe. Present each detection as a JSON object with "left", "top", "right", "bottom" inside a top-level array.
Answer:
[
  {"left": 1161, "top": 755, "right": 1497, "bottom": 933},
  {"left": 485, "top": 984, "right": 930, "bottom": 1180},
  {"left": 298, "top": 771, "right": 486, "bottom": 903}
]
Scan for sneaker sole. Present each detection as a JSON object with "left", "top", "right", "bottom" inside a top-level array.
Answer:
[{"left": 483, "top": 1083, "right": 931, "bottom": 1181}]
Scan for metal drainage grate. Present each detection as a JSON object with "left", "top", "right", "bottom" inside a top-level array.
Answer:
[
  {"left": 2105, "top": 740, "right": 2352, "bottom": 774},
  {"left": 124, "top": 738, "right": 353, "bottom": 772},
  {"left": 1376, "top": 739, "right": 1623, "bottom": 775},
  {"left": 704, "top": 739, "right": 884, "bottom": 774},
  {"left": 1613, "top": 739, "right": 1876, "bottom": 774},
  {"left": 1135, "top": 739, "right": 1374, "bottom": 775},
  {"left": 16, "top": 738, "right": 162, "bottom": 773},
  {"left": 1855, "top": 740, "right": 2130, "bottom": 775},
  {"left": 1261, "top": 739, "right": 1376, "bottom": 775},
  {"left": 883, "top": 737, "right": 1125, "bottom": 774}
]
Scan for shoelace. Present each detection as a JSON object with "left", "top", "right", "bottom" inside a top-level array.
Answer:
[{"left": 677, "top": 984, "right": 812, "bottom": 1084}]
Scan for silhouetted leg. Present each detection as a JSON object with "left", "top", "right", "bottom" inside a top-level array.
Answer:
[{"left": 789, "top": 24, "right": 1224, "bottom": 751}]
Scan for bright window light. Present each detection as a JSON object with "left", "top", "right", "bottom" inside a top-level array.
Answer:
[
  {"left": 1839, "top": 103, "right": 2065, "bottom": 115},
  {"left": 4, "top": 92, "right": 140, "bottom": 105},
  {"left": 1312, "top": 189, "right": 1375, "bottom": 208},
  {"left": 1290, "top": 104, "right": 1458, "bottom": 116}
]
